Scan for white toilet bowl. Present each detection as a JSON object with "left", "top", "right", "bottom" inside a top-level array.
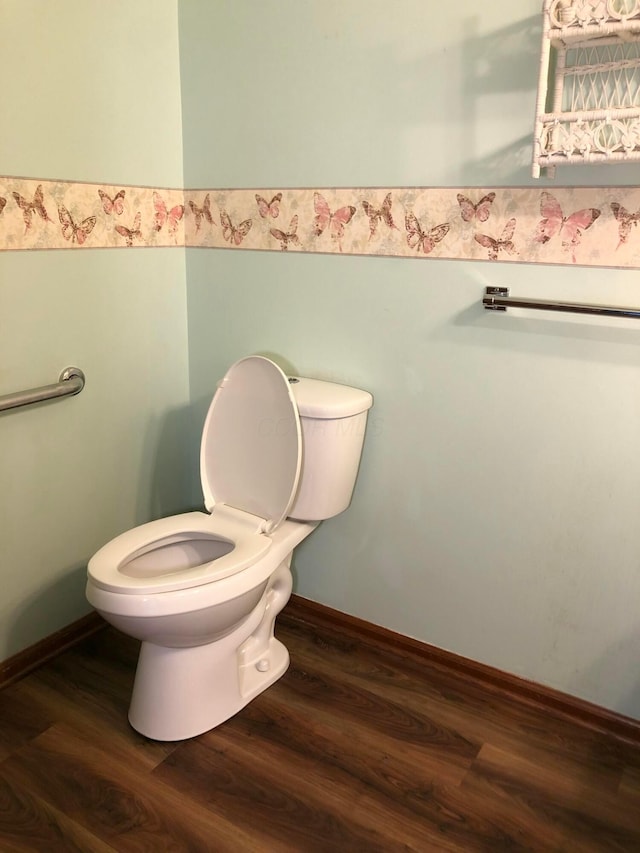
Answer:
[
  {"left": 88, "top": 514, "right": 317, "bottom": 741},
  {"left": 86, "top": 355, "right": 372, "bottom": 741}
]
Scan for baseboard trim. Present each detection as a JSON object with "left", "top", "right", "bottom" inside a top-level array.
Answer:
[
  {"left": 0, "top": 611, "right": 105, "bottom": 689},
  {"left": 284, "top": 594, "right": 640, "bottom": 745},
  {"left": 4, "top": 596, "right": 638, "bottom": 745}
]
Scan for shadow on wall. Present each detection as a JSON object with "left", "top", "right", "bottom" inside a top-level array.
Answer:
[
  {"left": 459, "top": 12, "right": 640, "bottom": 185},
  {"left": 464, "top": 137, "right": 535, "bottom": 185},
  {"left": 461, "top": 302, "right": 640, "bottom": 364},
  {"left": 135, "top": 402, "right": 204, "bottom": 526},
  {"left": 460, "top": 14, "right": 541, "bottom": 184},
  {"left": 6, "top": 564, "right": 91, "bottom": 657},
  {"left": 434, "top": 266, "right": 640, "bottom": 368}
]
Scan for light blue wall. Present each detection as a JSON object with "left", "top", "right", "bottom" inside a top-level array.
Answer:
[
  {"left": 0, "top": 2, "right": 193, "bottom": 659},
  {"left": 179, "top": 0, "right": 638, "bottom": 188},
  {"left": 179, "top": 1, "right": 640, "bottom": 718},
  {"left": 3, "top": 0, "right": 638, "bottom": 721}
]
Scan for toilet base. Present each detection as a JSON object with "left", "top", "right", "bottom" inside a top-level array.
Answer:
[
  {"left": 238, "top": 636, "right": 289, "bottom": 704},
  {"left": 128, "top": 562, "right": 293, "bottom": 741},
  {"left": 128, "top": 636, "right": 289, "bottom": 742}
]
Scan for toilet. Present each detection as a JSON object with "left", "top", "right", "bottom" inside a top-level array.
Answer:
[{"left": 86, "top": 355, "right": 373, "bottom": 741}]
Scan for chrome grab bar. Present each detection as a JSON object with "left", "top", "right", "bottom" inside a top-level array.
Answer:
[
  {"left": 483, "top": 287, "right": 640, "bottom": 319},
  {"left": 0, "top": 367, "right": 85, "bottom": 413}
]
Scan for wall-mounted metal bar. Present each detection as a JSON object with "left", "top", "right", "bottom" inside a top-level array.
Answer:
[
  {"left": 0, "top": 367, "right": 85, "bottom": 413},
  {"left": 483, "top": 287, "right": 640, "bottom": 319}
]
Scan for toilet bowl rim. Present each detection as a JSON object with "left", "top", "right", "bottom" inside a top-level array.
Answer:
[
  {"left": 87, "top": 509, "right": 272, "bottom": 596},
  {"left": 85, "top": 548, "right": 281, "bottom": 618}
]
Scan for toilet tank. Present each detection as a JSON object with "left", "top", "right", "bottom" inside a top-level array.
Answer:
[{"left": 287, "top": 377, "right": 373, "bottom": 521}]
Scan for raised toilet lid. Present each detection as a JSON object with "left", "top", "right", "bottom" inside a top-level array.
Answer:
[{"left": 200, "top": 355, "right": 302, "bottom": 533}]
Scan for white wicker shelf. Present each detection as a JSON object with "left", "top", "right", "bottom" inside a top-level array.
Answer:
[{"left": 532, "top": 0, "right": 640, "bottom": 177}]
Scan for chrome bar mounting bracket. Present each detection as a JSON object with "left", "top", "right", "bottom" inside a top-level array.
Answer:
[{"left": 483, "top": 287, "right": 509, "bottom": 311}]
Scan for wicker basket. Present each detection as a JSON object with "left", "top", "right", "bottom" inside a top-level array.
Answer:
[{"left": 533, "top": 0, "right": 640, "bottom": 177}]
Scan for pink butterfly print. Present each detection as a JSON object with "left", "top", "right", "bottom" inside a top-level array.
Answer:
[
  {"left": 362, "top": 193, "right": 398, "bottom": 240},
  {"left": 153, "top": 191, "right": 184, "bottom": 235},
  {"left": 474, "top": 218, "right": 517, "bottom": 261},
  {"left": 404, "top": 212, "right": 450, "bottom": 254},
  {"left": 115, "top": 212, "right": 143, "bottom": 247},
  {"left": 611, "top": 202, "right": 640, "bottom": 248},
  {"left": 12, "top": 184, "right": 52, "bottom": 232},
  {"left": 188, "top": 194, "right": 215, "bottom": 232},
  {"left": 256, "top": 193, "right": 282, "bottom": 219},
  {"left": 313, "top": 192, "right": 356, "bottom": 252},
  {"left": 0, "top": 197, "right": 6, "bottom": 215},
  {"left": 58, "top": 205, "right": 96, "bottom": 245},
  {"left": 270, "top": 215, "right": 300, "bottom": 251},
  {"left": 535, "top": 192, "right": 600, "bottom": 262},
  {"left": 98, "top": 189, "right": 125, "bottom": 216},
  {"left": 457, "top": 192, "right": 496, "bottom": 223},
  {"left": 220, "top": 210, "right": 252, "bottom": 246}
]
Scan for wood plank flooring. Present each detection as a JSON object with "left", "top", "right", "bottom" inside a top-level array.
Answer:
[{"left": 1, "top": 607, "right": 639, "bottom": 852}]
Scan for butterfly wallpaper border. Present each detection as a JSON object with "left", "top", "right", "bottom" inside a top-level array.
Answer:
[{"left": 2, "top": 176, "right": 640, "bottom": 269}]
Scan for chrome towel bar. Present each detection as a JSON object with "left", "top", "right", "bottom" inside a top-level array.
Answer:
[
  {"left": 0, "top": 367, "right": 85, "bottom": 413},
  {"left": 483, "top": 287, "right": 640, "bottom": 319}
]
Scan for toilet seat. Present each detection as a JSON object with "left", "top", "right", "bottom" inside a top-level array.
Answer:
[
  {"left": 87, "top": 356, "right": 302, "bottom": 596},
  {"left": 200, "top": 355, "right": 302, "bottom": 532},
  {"left": 87, "top": 510, "right": 273, "bottom": 595}
]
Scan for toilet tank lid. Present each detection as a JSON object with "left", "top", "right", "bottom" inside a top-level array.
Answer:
[{"left": 289, "top": 376, "right": 373, "bottom": 419}]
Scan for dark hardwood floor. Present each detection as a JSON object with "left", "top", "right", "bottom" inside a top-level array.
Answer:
[{"left": 1, "top": 605, "right": 640, "bottom": 852}]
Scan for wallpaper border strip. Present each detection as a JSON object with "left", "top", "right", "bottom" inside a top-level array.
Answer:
[{"left": 1, "top": 176, "right": 640, "bottom": 269}]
